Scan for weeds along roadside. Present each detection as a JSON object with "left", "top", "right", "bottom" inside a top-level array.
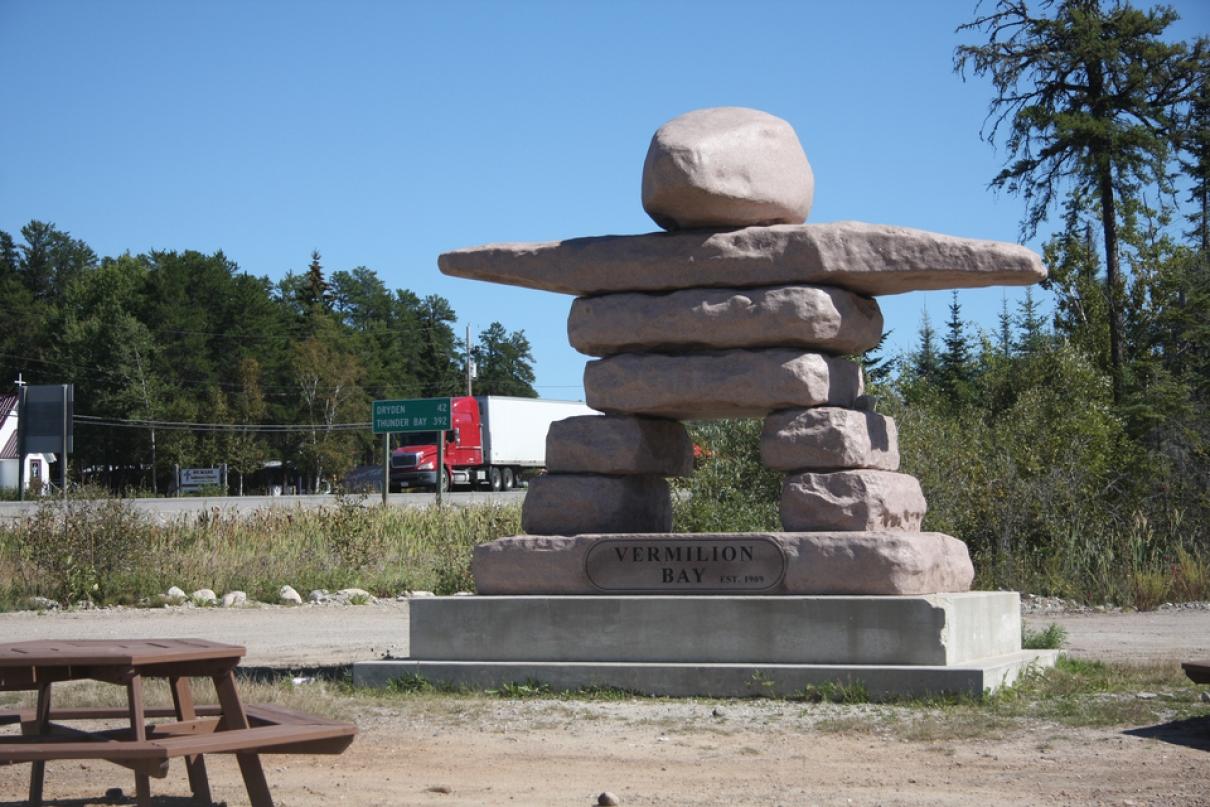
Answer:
[{"left": 0, "top": 494, "right": 520, "bottom": 608}]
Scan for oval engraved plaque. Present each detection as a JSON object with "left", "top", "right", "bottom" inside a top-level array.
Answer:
[{"left": 584, "top": 536, "right": 787, "bottom": 593}]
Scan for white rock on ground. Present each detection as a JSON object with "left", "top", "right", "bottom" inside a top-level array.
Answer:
[
  {"left": 278, "top": 585, "right": 302, "bottom": 605},
  {"left": 522, "top": 474, "right": 672, "bottom": 535},
  {"left": 584, "top": 349, "right": 863, "bottom": 420},
  {"left": 336, "top": 588, "right": 374, "bottom": 604},
  {"left": 220, "top": 590, "right": 247, "bottom": 608},
  {"left": 546, "top": 415, "right": 694, "bottom": 476},
  {"left": 165, "top": 586, "right": 187, "bottom": 600},
  {"left": 761, "top": 408, "right": 899, "bottom": 471},
  {"left": 781, "top": 470, "right": 927, "bottom": 532},
  {"left": 438, "top": 221, "right": 1047, "bottom": 297},
  {"left": 569, "top": 285, "right": 882, "bottom": 356},
  {"left": 308, "top": 589, "right": 330, "bottom": 604},
  {"left": 191, "top": 588, "right": 217, "bottom": 605},
  {"left": 641, "top": 106, "right": 814, "bottom": 231}
]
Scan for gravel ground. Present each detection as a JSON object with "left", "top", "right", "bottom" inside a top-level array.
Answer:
[
  {"left": 0, "top": 600, "right": 411, "bottom": 666},
  {"left": 2, "top": 597, "right": 1209, "bottom": 666}
]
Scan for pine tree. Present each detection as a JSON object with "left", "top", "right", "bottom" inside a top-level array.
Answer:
[
  {"left": 1015, "top": 287, "right": 1048, "bottom": 355},
  {"left": 955, "top": 0, "right": 1205, "bottom": 402},
  {"left": 1179, "top": 66, "right": 1210, "bottom": 253},
  {"left": 860, "top": 330, "right": 895, "bottom": 387},
  {"left": 940, "top": 291, "right": 972, "bottom": 403},
  {"left": 303, "top": 250, "right": 330, "bottom": 311},
  {"left": 472, "top": 322, "right": 538, "bottom": 397},
  {"left": 997, "top": 294, "right": 1013, "bottom": 356},
  {"left": 912, "top": 309, "right": 940, "bottom": 380}
]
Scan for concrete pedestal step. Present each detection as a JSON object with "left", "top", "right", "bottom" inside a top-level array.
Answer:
[
  {"left": 350, "top": 592, "right": 1058, "bottom": 698},
  {"left": 408, "top": 592, "right": 1023, "bottom": 666},
  {"left": 353, "top": 651, "right": 1060, "bottom": 699}
]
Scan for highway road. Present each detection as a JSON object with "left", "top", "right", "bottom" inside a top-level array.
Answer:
[{"left": 0, "top": 489, "right": 526, "bottom": 522}]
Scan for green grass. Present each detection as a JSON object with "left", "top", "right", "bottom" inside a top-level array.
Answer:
[
  {"left": 5, "top": 658, "right": 1202, "bottom": 747},
  {"left": 1022, "top": 622, "right": 1067, "bottom": 649}
]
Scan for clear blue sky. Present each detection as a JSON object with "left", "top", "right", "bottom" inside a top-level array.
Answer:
[{"left": 3, "top": 0, "right": 1207, "bottom": 400}]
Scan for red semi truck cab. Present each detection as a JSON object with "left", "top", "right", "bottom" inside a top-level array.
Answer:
[{"left": 388, "top": 396, "right": 596, "bottom": 492}]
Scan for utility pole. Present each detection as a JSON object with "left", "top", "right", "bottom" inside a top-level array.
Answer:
[
  {"left": 465, "top": 322, "right": 473, "bottom": 397},
  {"left": 14, "top": 374, "right": 26, "bottom": 502}
]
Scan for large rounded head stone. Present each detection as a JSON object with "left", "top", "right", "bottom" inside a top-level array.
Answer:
[{"left": 641, "top": 107, "right": 814, "bottom": 231}]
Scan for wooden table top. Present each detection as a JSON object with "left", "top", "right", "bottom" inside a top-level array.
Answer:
[
  {"left": 0, "top": 639, "right": 246, "bottom": 668},
  {"left": 1183, "top": 661, "right": 1210, "bottom": 684}
]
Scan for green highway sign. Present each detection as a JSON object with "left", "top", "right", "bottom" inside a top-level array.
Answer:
[{"left": 372, "top": 397, "right": 451, "bottom": 434}]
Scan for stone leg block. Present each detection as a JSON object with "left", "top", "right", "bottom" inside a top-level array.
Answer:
[
  {"left": 546, "top": 415, "right": 693, "bottom": 476},
  {"left": 781, "top": 470, "right": 925, "bottom": 531},
  {"left": 521, "top": 474, "right": 671, "bottom": 535},
  {"left": 761, "top": 407, "right": 899, "bottom": 471}
]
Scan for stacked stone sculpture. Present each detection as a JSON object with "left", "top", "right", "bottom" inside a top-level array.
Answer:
[{"left": 440, "top": 106, "right": 1047, "bottom": 597}]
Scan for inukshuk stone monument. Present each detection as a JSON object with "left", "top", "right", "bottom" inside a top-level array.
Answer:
[{"left": 355, "top": 108, "right": 1060, "bottom": 697}]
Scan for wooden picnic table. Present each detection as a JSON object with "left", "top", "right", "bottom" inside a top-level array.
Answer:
[
  {"left": 0, "top": 638, "right": 355, "bottom": 807},
  {"left": 1183, "top": 660, "right": 1210, "bottom": 684}
]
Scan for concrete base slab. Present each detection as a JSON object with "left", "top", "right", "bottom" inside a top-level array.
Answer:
[
  {"left": 409, "top": 593, "right": 1021, "bottom": 666},
  {"left": 353, "top": 650, "right": 1059, "bottom": 699}
]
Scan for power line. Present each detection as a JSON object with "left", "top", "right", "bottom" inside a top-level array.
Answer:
[{"left": 74, "top": 414, "right": 371, "bottom": 433}]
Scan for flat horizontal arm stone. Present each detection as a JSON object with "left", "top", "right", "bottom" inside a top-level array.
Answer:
[
  {"left": 439, "top": 220, "right": 1046, "bottom": 297},
  {"left": 568, "top": 285, "right": 883, "bottom": 356}
]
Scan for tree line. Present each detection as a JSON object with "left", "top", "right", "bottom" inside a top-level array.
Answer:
[
  {"left": 0, "top": 231, "right": 537, "bottom": 494},
  {"left": 888, "top": 0, "right": 1208, "bottom": 601}
]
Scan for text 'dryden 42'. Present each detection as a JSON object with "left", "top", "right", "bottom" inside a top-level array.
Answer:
[{"left": 584, "top": 536, "right": 787, "bottom": 592}]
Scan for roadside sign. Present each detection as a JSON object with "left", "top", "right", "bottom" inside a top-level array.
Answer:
[
  {"left": 176, "top": 465, "right": 227, "bottom": 495},
  {"left": 23, "top": 384, "right": 73, "bottom": 454},
  {"left": 372, "top": 398, "right": 451, "bottom": 434},
  {"left": 181, "top": 468, "right": 222, "bottom": 486}
]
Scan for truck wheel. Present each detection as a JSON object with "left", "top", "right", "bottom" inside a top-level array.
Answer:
[
  {"left": 489, "top": 467, "right": 503, "bottom": 491},
  {"left": 502, "top": 467, "right": 515, "bottom": 490}
]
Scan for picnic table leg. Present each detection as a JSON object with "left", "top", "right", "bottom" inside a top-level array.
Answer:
[
  {"left": 26, "top": 681, "right": 52, "bottom": 807},
  {"left": 213, "top": 670, "right": 275, "bottom": 807},
  {"left": 127, "top": 675, "right": 153, "bottom": 807},
  {"left": 171, "top": 675, "right": 214, "bottom": 806}
]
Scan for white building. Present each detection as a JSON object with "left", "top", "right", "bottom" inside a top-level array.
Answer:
[{"left": 0, "top": 392, "right": 57, "bottom": 493}]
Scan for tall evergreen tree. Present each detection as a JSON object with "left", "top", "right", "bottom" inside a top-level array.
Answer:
[
  {"left": 303, "top": 250, "right": 330, "bottom": 312},
  {"left": 913, "top": 309, "right": 940, "bottom": 380},
  {"left": 996, "top": 294, "right": 1013, "bottom": 356},
  {"left": 415, "top": 295, "right": 463, "bottom": 397},
  {"left": 1015, "top": 287, "right": 1049, "bottom": 354},
  {"left": 955, "top": 0, "right": 1206, "bottom": 403},
  {"left": 472, "top": 322, "right": 537, "bottom": 397},
  {"left": 1178, "top": 65, "right": 1210, "bottom": 253},
  {"left": 860, "top": 330, "right": 895, "bottom": 387},
  {"left": 940, "top": 291, "right": 973, "bottom": 403}
]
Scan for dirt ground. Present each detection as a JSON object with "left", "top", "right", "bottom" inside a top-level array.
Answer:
[{"left": 2, "top": 603, "right": 1208, "bottom": 806}]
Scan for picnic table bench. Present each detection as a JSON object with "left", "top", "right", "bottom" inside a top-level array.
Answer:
[
  {"left": 1183, "top": 660, "right": 1210, "bottom": 685},
  {"left": 0, "top": 639, "right": 356, "bottom": 807}
]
